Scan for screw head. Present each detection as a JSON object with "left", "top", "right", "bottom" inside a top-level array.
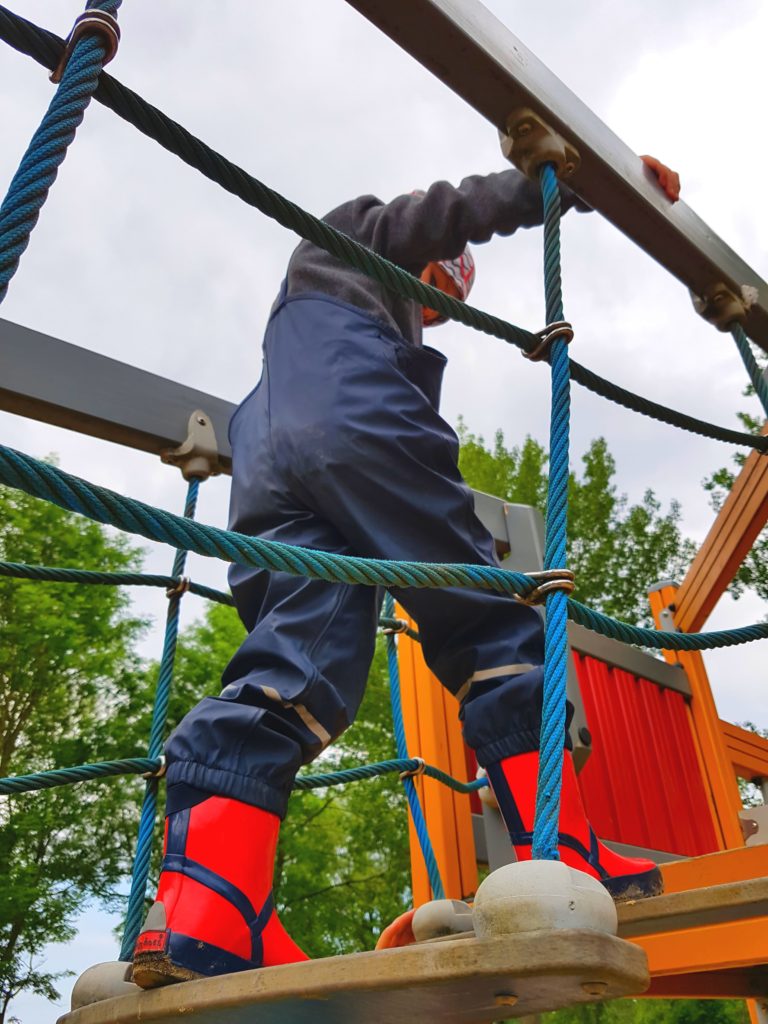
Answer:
[
  {"left": 196, "top": 415, "right": 207, "bottom": 425},
  {"left": 581, "top": 981, "right": 608, "bottom": 997},
  {"left": 516, "top": 121, "right": 532, "bottom": 137}
]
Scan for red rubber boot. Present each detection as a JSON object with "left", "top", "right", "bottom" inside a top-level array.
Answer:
[
  {"left": 486, "top": 751, "right": 663, "bottom": 902},
  {"left": 132, "top": 796, "right": 307, "bottom": 988}
]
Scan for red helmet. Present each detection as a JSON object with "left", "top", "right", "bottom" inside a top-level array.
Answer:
[{"left": 420, "top": 248, "right": 476, "bottom": 327}]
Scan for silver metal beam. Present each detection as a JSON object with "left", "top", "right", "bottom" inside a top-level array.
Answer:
[
  {"left": 0, "top": 318, "right": 235, "bottom": 470},
  {"left": 345, "top": 0, "right": 768, "bottom": 352}
]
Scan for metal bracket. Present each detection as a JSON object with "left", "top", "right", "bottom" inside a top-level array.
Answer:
[
  {"left": 739, "top": 804, "right": 768, "bottom": 846},
  {"left": 691, "top": 282, "right": 750, "bottom": 332},
  {"left": 499, "top": 107, "right": 580, "bottom": 181},
  {"left": 160, "top": 409, "right": 222, "bottom": 481}
]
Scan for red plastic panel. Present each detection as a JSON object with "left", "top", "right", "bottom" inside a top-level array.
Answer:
[{"left": 574, "top": 652, "right": 719, "bottom": 857}]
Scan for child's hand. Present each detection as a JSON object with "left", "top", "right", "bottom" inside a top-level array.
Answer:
[{"left": 640, "top": 155, "right": 681, "bottom": 202}]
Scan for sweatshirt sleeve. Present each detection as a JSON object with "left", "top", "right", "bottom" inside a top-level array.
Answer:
[{"left": 330, "top": 168, "right": 589, "bottom": 274}]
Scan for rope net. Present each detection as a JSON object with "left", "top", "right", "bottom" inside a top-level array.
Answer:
[{"left": 0, "top": 1, "right": 766, "bottom": 955}]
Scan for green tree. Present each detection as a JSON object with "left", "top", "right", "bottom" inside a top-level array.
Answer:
[
  {"left": 0, "top": 479, "right": 147, "bottom": 1023},
  {"left": 543, "top": 996, "right": 749, "bottom": 1023},
  {"left": 458, "top": 422, "right": 695, "bottom": 626},
  {"left": 702, "top": 362, "right": 768, "bottom": 604}
]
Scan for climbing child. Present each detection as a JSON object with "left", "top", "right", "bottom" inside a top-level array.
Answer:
[{"left": 132, "top": 157, "right": 680, "bottom": 987}]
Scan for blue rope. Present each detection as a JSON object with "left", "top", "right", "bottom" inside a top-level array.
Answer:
[
  {"left": 731, "top": 323, "right": 768, "bottom": 419},
  {"left": 118, "top": 478, "right": 199, "bottom": 962},
  {"left": 383, "top": 593, "right": 445, "bottom": 901},
  {"left": 0, "top": 0, "right": 121, "bottom": 302},
  {"left": 532, "top": 163, "right": 570, "bottom": 861}
]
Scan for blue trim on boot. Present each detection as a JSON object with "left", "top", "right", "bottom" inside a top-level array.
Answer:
[{"left": 161, "top": 853, "right": 274, "bottom": 962}]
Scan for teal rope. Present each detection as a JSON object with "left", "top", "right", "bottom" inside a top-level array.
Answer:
[
  {"left": 731, "top": 323, "right": 768, "bottom": 419},
  {"left": 119, "top": 478, "right": 199, "bottom": 962},
  {"left": 1, "top": 8, "right": 767, "bottom": 453},
  {"left": 0, "top": 758, "right": 159, "bottom": 794},
  {"left": 0, "top": 445, "right": 766, "bottom": 651},
  {"left": 533, "top": 163, "right": 570, "bottom": 861},
  {"left": 1, "top": 755, "right": 488, "bottom": 797},
  {"left": 0, "top": 560, "right": 234, "bottom": 605},
  {"left": 383, "top": 593, "right": 446, "bottom": 900},
  {"left": 0, "top": 0, "right": 122, "bottom": 301}
]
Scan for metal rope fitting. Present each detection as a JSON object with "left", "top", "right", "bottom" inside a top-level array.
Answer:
[
  {"left": 142, "top": 755, "right": 166, "bottom": 780},
  {"left": 690, "top": 282, "right": 751, "bottom": 332},
  {"left": 382, "top": 617, "right": 409, "bottom": 635},
  {"left": 165, "top": 575, "right": 190, "bottom": 599},
  {"left": 50, "top": 10, "right": 121, "bottom": 83},
  {"left": 518, "top": 568, "right": 575, "bottom": 605},
  {"left": 525, "top": 320, "right": 574, "bottom": 362},
  {"left": 399, "top": 757, "right": 426, "bottom": 781},
  {"left": 161, "top": 410, "right": 223, "bottom": 481},
  {"left": 500, "top": 108, "right": 581, "bottom": 181}
]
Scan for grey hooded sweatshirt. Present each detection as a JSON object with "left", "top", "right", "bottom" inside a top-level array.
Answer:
[{"left": 286, "top": 168, "right": 587, "bottom": 346}]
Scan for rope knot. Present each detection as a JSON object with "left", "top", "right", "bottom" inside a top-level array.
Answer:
[
  {"left": 524, "top": 320, "right": 574, "bottom": 362},
  {"left": 520, "top": 568, "right": 575, "bottom": 605},
  {"left": 50, "top": 9, "right": 121, "bottom": 83}
]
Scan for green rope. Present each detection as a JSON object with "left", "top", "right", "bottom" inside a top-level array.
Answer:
[
  {"left": 0, "top": 445, "right": 765, "bottom": 652},
  {"left": 0, "top": 756, "right": 487, "bottom": 797}
]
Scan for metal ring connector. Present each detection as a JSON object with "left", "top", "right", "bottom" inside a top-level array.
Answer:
[
  {"left": 518, "top": 568, "right": 575, "bottom": 606},
  {"left": 142, "top": 755, "right": 166, "bottom": 780},
  {"left": 50, "top": 10, "right": 121, "bottom": 84},
  {"left": 399, "top": 757, "right": 426, "bottom": 781},
  {"left": 524, "top": 320, "right": 574, "bottom": 362},
  {"left": 382, "top": 618, "right": 410, "bottom": 635},
  {"left": 166, "top": 576, "right": 191, "bottom": 599}
]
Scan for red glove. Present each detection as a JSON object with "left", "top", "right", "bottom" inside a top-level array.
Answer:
[{"left": 640, "top": 155, "right": 681, "bottom": 202}]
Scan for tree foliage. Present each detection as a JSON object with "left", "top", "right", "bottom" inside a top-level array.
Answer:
[
  {"left": 0, "top": 480, "right": 148, "bottom": 1022},
  {"left": 543, "top": 997, "right": 749, "bottom": 1024},
  {"left": 457, "top": 421, "right": 696, "bottom": 627}
]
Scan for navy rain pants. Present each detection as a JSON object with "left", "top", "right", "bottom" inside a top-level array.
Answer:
[{"left": 165, "top": 290, "right": 558, "bottom": 819}]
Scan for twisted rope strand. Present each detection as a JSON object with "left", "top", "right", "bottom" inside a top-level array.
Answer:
[
  {"left": 533, "top": 164, "right": 570, "bottom": 861},
  {"left": 0, "top": 445, "right": 765, "bottom": 650},
  {"left": 0, "top": 755, "right": 489, "bottom": 798},
  {"left": 0, "top": 0, "right": 121, "bottom": 301},
  {"left": 731, "top": 323, "right": 768, "bottom": 418},
  {"left": 0, "top": 6, "right": 766, "bottom": 452}
]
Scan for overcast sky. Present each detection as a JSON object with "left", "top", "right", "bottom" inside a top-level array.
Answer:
[{"left": 2, "top": 1, "right": 767, "bottom": 1019}]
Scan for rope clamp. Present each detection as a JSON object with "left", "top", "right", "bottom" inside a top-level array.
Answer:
[
  {"left": 142, "top": 755, "right": 166, "bottom": 780},
  {"left": 525, "top": 320, "right": 574, "bottom": 362},
  {"left": 399, "top": 757, "right": 426, "bottom": 781},
  {"left": 690, "top": 282, "right": 750, "bottom": 332},
  {"left": 519, "top": 568, "right": 575, "bottom": 605},
  {"left": 499, "top": 108, "right": 581, "bottom": 181},
  {"left": 382, "top": 618, "right": 410, "bottom": 635},
  {"left": 161, "top": 409, "right": 222, "bottom": 481},
  {"left": 166, "top": 576, "right": 191, "bottom": 599},
  {"left": 50, "top": 10, "right": 121, "bottom": 84}
]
